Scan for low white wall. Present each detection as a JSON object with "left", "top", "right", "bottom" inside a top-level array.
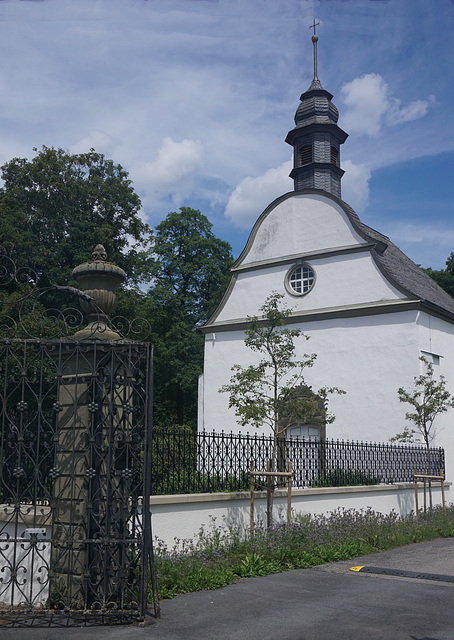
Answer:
[
  {"left": 1, "top": 483, "right": 450, "bottom": 604},
  {"left": 150, "top": 483, "right": 451, "bottom": 547},
  {"left": 0, "top": 508, "right": 51, "bottom": 606}
]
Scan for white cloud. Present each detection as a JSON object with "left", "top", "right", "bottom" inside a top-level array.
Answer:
[
  {"left": 130, "top": 137, "right": 204, "bottom": 206},
  {"left": 0, "top": 0, "right": 452, "bottom": 266},
  {"left": 381, "top": 220, "right": 454, "bottom": 269},
  {"left": 225, "top": 158, "right": 371, "bottom": 225},
  {"left": 224, "top": 160, "right": 292, "bottom": 228},
  {"left": 386, "top": 221, "right": 454, "bottom": 247},
  {"left": 387, "top": 95, "right": 436, "bottom": 125},
  {"left": 341, "top": 73, "right": 388, "bottom": 137},
  {"left": 71, "top": 130, "right": 117, "bottom": 155},
  {"left": 341, "top": 73, "right": 435, "bottom": 138},
  {"left": 341, "top": 160, "right": 371, "bottom": 213}
]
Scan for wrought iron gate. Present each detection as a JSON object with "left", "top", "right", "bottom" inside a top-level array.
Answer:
[{"left": 0, "top": 337, "right": 157, "bottom": 627}]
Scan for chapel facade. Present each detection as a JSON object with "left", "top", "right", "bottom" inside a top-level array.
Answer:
[{"left": 198, "top": 34, "right": 454, "bottom": 479}]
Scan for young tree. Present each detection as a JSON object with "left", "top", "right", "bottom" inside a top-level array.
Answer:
[
  {"left": 391, "top": 356, "right": 454, "bottom": 508},
  {"left": 145, "top": 207, "right": 233, "bottom": 427},
  {"left": 219, "top": 293, "right": 344, "bottom": 521},
  {"left": 220, "top": 293, "right": 342, "bottom": 437},
  {"left": 0, "top": 146, "right": 152, "bottom": 289}
]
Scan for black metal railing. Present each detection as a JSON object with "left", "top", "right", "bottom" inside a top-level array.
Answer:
[
  {"left": 151, "top": 428, "right": 445, "bottom": 495},
  {"left": 0, "top": 337, "right": 155, "bottom": 625}
]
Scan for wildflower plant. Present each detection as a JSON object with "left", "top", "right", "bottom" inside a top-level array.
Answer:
[{"left": 151, "top": 505, "right": 454, "bottom": 601}]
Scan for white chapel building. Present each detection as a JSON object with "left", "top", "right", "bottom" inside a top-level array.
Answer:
[{"left": 198, "top": 35, "right": 454, "bottom": 478}]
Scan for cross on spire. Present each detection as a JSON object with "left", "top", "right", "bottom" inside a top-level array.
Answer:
[
  {"left": 309, "top": 19, "right": 320, "bottom": 36},
  {"left": 309, "top": 19, "right": 320, "bottom": 82}
]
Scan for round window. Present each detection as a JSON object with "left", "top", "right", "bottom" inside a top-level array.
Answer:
[{"left": 285, "top": 263, "right": 315, "bottom": 296}]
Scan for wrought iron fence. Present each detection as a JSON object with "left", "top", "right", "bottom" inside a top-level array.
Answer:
[
  {"left": 151, "top": 428, "right": 445, "bottom": 495},
  {"left": 0, "top": 337, "right": 156, "bottom": 627},
  {"left": 0, "top": 247, "right": 159, "bottom": 627}
]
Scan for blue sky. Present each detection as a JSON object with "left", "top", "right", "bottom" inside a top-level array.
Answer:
[{"left": 0, "top": 0, "right": 453, "bottom": 269}]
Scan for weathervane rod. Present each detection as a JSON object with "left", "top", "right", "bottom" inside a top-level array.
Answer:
[{"left": 309, "top": 19, "right": 320, "bottom": 82}]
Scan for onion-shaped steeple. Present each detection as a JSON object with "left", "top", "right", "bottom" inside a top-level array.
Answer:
[{"left": 285, "top": 30, "right": 348, "bottom": 198}]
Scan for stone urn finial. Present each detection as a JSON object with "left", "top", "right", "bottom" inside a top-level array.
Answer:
[
  {"left": 92, "top": 244, "right": 108, "bottom": 262},
  {"left": 71, "top": 244, "right": 126, "bottom": 340}
]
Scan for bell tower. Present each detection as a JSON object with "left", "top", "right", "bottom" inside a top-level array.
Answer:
[{"left": 285, "top": 25, "right": 348, "bottom": 198}]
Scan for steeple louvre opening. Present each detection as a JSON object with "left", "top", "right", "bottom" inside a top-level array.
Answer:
[
  {"left": 301, "top": 145, "right": 313, "bottom": 165},
  {"left": 285, "top": 33, "right": 348, "bottom": 198}
]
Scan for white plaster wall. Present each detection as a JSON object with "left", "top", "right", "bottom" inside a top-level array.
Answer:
[
  {"left": 416, "top": 312, "right": 454, "bottom": 489},
  {"left": 150, "top": 484, "right": 450, "bottom": 548},
  {"left": 202, "top": 308, "right": 454, "bottom": 481},
  {"left": 203, "top": 310, "right": 420, "bottom": 445},
  {"left": 241, "top": 193, "right": 365, "bottom": 265},
  {"left": 0, "top": 523, "right": 50, "bottom": 606},
  {"left": 2, "top": 486, "right": 449, "bottom": 583},
  {"left": 216, "top": 252, "right": 405, "bottom": 323}
]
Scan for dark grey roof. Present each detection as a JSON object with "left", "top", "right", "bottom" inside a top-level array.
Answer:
[
  {"left": 294, "top": 87, "right": 339, "bottom": 127},
  {"left": 341, "top": 200, "right": 454, "bottom": 317}
]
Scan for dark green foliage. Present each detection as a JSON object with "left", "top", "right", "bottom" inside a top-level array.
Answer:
[
  {"left": 0, "top": 285, "right": 55, "bottom": 338},
  {"left": 146, "top": 208, "right": 233, "bottom": 427},
  {"left": 151, "top": 426, "right": 250, "bottom": 494},
  {"left": 0, "top": 151, "right": 232, "bottom": 426},
  {"left": 152, "top": 469, "right": 251, "bottom": 495},
  {"left": 424, "top": 252, "right": 454, "bottom": 298},
  {"left": 151, "top": 425, "right": 197, "bottom": 493},
  {"left": 232, "top": 552, "right": 281, "bottom": 577},
  {"left": 147, "top": 207, "right": 233, "bottom": 325},
  {"left": 152, "top": 505, "right": 454, "bottom": 600},
  {"left": 0, "top": 146, "right": 152, "bottom": 289},
  {"left": 315, "top": 469, "right": 381, "bottom": 487}
]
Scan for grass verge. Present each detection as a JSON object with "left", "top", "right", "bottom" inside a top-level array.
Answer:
[{"left": 151, "top": 505, "right": 454, "bottom": 600}]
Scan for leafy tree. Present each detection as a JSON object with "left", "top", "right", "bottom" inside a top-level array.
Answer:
[
  {"left": 424, "top": 253, "right": 454, "bottom": 298},
  {"left": 219, "top": 293, "right": 344, "bottom": 522},
  {"left": 0, "top": 146, "right": 152, "bottom": 290},
  {"left": 391, "top": 356, "right": 454, "bottom": 508},
  {"left": 220, "top": 293, "right": 342, "bottom": 440},
  {"left": 146, "top": 207, "right": 233, "bottom": 428}
]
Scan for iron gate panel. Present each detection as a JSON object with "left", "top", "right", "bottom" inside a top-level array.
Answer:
[{"left": 0, "top": 338, "right": 154, "bottom": 626}]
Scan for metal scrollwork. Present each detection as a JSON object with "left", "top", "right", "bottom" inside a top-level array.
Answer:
[
  {"left": 0, "top": 250, "right": 151, "bottom": 341},
  {"left": 0, "top": 246, "right": 157, "bottom": 626},
  {"left": 0, "top": 246, "right": 39, "bottom": 289}
]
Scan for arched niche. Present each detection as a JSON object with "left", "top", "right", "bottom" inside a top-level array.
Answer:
[{"left": 278, "top": 385, "right": 327, "bottom": 442}]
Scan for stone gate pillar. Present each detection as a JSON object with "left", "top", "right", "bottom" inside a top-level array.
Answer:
[{"left": 50, "top": 245, "right": 127, "bottom": 609}]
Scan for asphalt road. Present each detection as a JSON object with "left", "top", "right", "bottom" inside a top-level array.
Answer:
[{"left": 3, "top": 538, "right": 454, "bottom": 640}]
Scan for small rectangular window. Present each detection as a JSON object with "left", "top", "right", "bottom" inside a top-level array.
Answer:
[
  {"left": 420, "top": 351, "right": 442, "bottom": 365},
  {"left": 330, "top": 146, "right": 338, "bottom": 164}
]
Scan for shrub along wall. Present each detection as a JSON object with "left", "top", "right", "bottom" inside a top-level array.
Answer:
[
  {"left": 150, "top": 428, "right": 445, "bottom": 495},
  {"left": 149, "top": 481, "right": 451, "bottom": 547}
]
